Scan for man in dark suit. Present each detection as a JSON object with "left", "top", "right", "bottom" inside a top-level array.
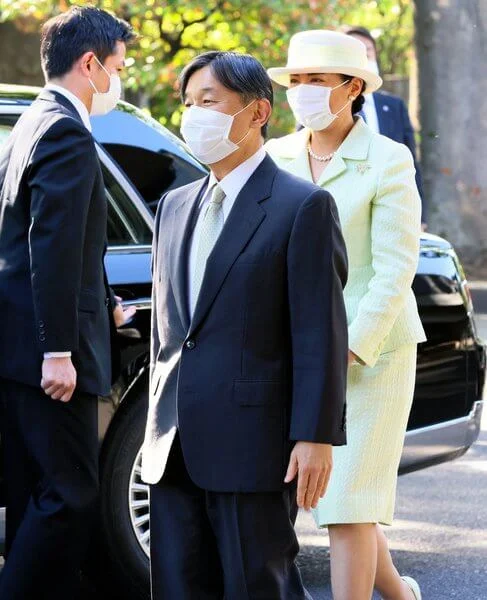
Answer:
[
  {"left": 142, "top": 50, "right": 349, "bottom": 599},
  {"left": 0, "top": 7, "right": 134, "bottom": 599},
  {"left": 344, "top": 26, "right": 427, "bottom": 228}
]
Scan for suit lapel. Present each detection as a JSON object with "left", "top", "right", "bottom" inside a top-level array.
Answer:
[
  {"left": 278, "top": 120, "right": 372, "bottom": 187},
  {"left": 169, "top": 177, "right": 209, "bottom": 332},
  {"left": 188, "top": 155, "right": 277, "bottom": 335},
  {"left": 317, "top": 154, "right": 347, "bottom": 186}
]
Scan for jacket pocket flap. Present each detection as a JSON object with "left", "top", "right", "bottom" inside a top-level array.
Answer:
[{"left": 234, "top": 380, "right": 286, "bottom": 406}]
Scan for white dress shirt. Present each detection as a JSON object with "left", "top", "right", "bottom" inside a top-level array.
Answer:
[
  {"left": 361, "top": 93, "right": 380, "bottom": 134},
  {"left": 42, "top": 84, "right": 92, "bottom": 358},
  {"left": 188, "top": 147, "right": 266, "bottom": 317},
  {"left": 45, "top": 83, "right": 92, "bottom": 132}
]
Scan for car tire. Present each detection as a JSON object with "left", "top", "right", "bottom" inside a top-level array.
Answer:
[{"left": 96, "top": 384, "right": 151, "bottom": 600}]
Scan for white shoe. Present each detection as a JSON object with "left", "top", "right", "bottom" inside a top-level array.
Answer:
[{"left": 401, "top": 576, "right": 422, "bottom": 600}]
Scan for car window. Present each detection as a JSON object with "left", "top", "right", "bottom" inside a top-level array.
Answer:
[
  {"left": 102, "top": 143, "right": 205, "bottom": 214},
  {"left": 102, "top": 163, "right": 153, "bottom": 247},
  {"left": 0, "top": 119, "right": 152, "bottom": 247}
]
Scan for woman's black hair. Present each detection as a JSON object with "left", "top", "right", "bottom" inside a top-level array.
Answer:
[{"left": 339, "top": 74, "right": 365, "bottom": 115}]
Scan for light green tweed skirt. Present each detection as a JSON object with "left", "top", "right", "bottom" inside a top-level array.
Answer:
[{"left": 313, "top": 343, "right": 417, "bottom": 527}]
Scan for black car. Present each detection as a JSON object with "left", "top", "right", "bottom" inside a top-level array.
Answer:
[{"left": 0, "top": 84, "right": 484, "bottom": 599}]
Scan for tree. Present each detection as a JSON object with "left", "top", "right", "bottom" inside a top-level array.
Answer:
[
  {"left": 414, "top": 0, "right": 487, "bottom": 275},
  {"left": 0, "top": 0, "right": 415, "bottom": 136}
]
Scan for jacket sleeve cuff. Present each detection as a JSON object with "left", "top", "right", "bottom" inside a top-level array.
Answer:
[{"left": 348, "top": 324, "right": 385, "bottom": 369}]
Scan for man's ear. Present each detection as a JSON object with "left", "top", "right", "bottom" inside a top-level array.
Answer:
[
  {"left": 250, "top": 98, "right": 272, "bottom": 129},
  {"left": 79, "top": 51, "right": 96, "bottom": 78}
]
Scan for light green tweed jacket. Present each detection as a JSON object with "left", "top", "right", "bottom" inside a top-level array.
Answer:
[{"left": 265, "top": 118, "right": 426, "bottom": 368}]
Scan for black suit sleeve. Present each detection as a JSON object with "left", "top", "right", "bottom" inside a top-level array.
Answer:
[
  {"left": 399, "top": 99, "right": 426, "bottom": 220},
  {"left": 287, "top": 189, "right": 348, "bottom": 445},
  {"left": 27, "top": 118, "right": 98, "bottom": 353}
]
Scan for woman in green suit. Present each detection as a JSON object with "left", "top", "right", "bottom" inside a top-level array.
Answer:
[{"left": 266, "top": 30, "right": 426, "bottom": 600}]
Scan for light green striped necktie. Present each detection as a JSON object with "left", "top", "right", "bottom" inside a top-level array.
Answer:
[{"left": 192, "top": 184, "right": 226, "bottom": 305}]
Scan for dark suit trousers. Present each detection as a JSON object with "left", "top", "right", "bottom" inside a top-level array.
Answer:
[
  {"left": 0, "top": 378, "right": 98, "bottom": 600},
  {"left": 150, "top": 436, "right": 310, "bottom": 600}
]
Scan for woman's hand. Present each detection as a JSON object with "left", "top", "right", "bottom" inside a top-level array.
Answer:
[{"left": 348, "top": 350, "right": 360, "bottom": 364}]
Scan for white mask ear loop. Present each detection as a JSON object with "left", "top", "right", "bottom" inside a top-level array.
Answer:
[
  {"left": 89, "top": 55, "right": 111, "bottom": 93},
  {"left": 331, "top": 79, "right": 351, "bottom": 92},
  {"left": 331, "top": 80, "right": 353, "bottom": 117},
  {"left": 93, "top": 55, "right": 112, "bottom": 78},
  {"left": 232, "top": 99, "right": 256, "bottom": 118},
  {"left": 235, "top": 128, "right": 252, "bottom": 146},
  {"left": 231, "top": 99, "right": 256, "bottom": 146}
]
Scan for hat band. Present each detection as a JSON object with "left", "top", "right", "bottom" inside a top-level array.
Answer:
[{"left": 285, "top": 42, "right": 367, "bottom": 70}]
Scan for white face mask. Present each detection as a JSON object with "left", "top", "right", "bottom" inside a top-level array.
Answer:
[
  {"left": 89, "top": 56, "right": 122, "bottom": 116},
  {"left": 180, "top": 101, "right": 254, "bottom": 164},
  {"left": 286, "top": 81, "right": 350, "bottom": 131}
]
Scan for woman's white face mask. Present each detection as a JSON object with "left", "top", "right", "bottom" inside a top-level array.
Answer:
[
  {"left": 180, "top": 100, "right": 254, "bottom": 165},
  {"left": 286, "top": 80, "right": 350, "bottom": 131}
]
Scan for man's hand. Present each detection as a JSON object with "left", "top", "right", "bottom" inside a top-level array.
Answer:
[
  {"left": 41, "top": 356, "right": 77, "bottom": 402},
  {"left": 284, "top": 442, "right": 333, "bottom": 510},
  {"left": 113, "top": 295, "right": 136, "bottom": 328}
]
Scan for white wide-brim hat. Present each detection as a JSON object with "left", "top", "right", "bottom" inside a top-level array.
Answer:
[{"left": 268, "top": 29, "right": 382, "bottom": 94}]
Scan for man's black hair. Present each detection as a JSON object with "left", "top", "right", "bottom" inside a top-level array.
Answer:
[
  {"left": 179, "top": 51, "right": 274, "bottom": 137},
  {"left": 342, "top": 25, "right": 378, "bottom": 54},
  {"left": 41, "top": 6, "right": 135, "bottom": 80}
]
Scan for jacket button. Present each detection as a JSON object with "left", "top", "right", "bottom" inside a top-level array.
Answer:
[
  {"left": 39, "top": 320, "right": 45, "bottom": 327},
  {"left": 105, "top": 297, "right": 110, "bottom": 307},
  {"left": 39, "top": 328, "right": 45, "bottom": 334},
  {"left": 39, "top": 335, "right": 46, "bottom": 342},
  {"left": 185, "top": 340, "right": 195, "bottom": 350}
]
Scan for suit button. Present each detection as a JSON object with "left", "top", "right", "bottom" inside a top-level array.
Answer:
[
  {"left": 185, "top": 340, "right": 195, "bottom": 350},
  {"left": 39, "top": 328, "right": 45, "bottom": 334},
  {"left": 39, "top": 321, "right": 45, "bottom": 327},
  {"left": 105, "top": 297, "right": 110, "bottom": 307},
  {"left": 39, "top": 335, "right": 46, "bottom": 342}
]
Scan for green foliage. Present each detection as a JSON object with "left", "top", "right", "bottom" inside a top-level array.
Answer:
[{"left": 0, "top": 0, "right": 414, "bottom": 136}]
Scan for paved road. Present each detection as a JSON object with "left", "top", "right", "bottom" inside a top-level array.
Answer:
[{"left": 297, "top": 408, "right": 487, "bottom": 599}]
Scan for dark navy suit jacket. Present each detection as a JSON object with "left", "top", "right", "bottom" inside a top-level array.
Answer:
[
  {"left": 372, "top": 92, "right": 426, "bottom": 221},
  {"left": 142, "top": 154, "right": 349, "bottom": 490},
  {"left": 0, "top": 90, "right": 117, "bottom": 395}
]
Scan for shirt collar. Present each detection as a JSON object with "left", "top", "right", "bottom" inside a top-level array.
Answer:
[
  {"left": 44, "top": 83, "right": 92, "bottom": 132},
  {"left": 208, "top": 147, "right": 266, "bottom": 202}
]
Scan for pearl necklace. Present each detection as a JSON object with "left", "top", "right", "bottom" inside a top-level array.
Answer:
[{"left": 307, "top": 143, "right": 335, "bottom": 162}]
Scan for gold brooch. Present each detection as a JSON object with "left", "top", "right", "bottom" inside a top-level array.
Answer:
[{"left": 356, "top": 163, "right": 371, "bottom": 174}]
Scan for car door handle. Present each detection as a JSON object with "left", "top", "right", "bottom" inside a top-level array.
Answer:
[{"left": 121, "top": 297, "right": 151, "bottom": 311}]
